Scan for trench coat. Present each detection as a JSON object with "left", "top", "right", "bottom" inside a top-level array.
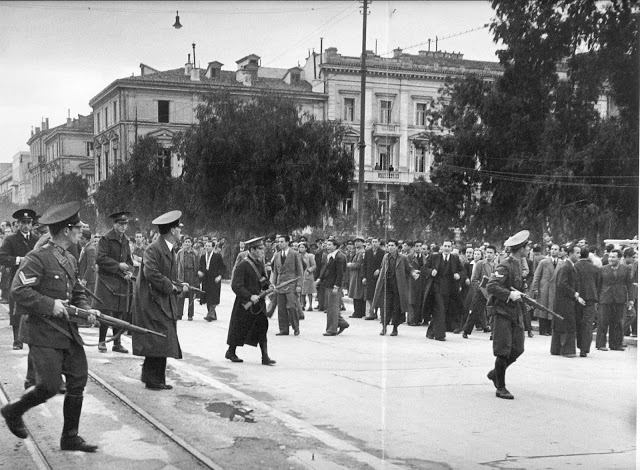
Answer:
[
  {"left": 372, "top": 252, "right": 413, "bottom": 313},
  {"left": 300, "top": 252, "right": 316, "bottom": 295},
  {"left": 531, "top": 257, "right": 563, "bottom": 320},
  {"left": 199, "top": 250, "right": 226, "bottom": 305},
  {"left": 92, "top": 228, "right": 133, "bottom": 313},
  {"left": 132, "top": 237, "right": 182, "bottom": 359},
  {"left": 347, "top": 248, "right": 366, "bottom": 300}
]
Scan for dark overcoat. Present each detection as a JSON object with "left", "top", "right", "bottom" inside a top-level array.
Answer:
[
  {"left": 347, "top": 248, "right": 366, "bottom": 299},
  {"left": 553, "top": 261, "right": 579, "bottom": 334},
  {"left": 199, "top": 251, "right": 226, "bottom": 305},
  {"left": 363, "top": 247, "right": 385, "bottom": 300},
  {"left": 93, "top": 228, "right": 133, "bottom": 313},
  {"left": 132, "top": 237, "right": 182, "bottom": 359},
  {"left": 227, "top": 256, "right": 269, "bottom": 348},
  {"left": 372, "top": 252, "right": 413, "bottom": 313},
  {"left": 78, "top": 241, "right": 97, "bottom": 294},
  {"left": 11, "top": 242, "right": 90, "bottom": 348},
  {"left": 0, "top": 231, "right": 38, "bottom": 326}
]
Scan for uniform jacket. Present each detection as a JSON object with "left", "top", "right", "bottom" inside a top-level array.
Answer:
[
  {"left": 574, "top": 258, "right": 602, "bottom": 303},
  {"left": 78, "top": 241, "right": 97, "bottom": 292},
  {"left": 11, "top": 242, "right": 90, "bottom": 349},
  {"left": 599, "top": 263, "right": 636, "bottom": 304},
  {"left": 270, "top": 247, "right": 303, "bottom": 293},
  {"left": 132, "top": 237, "right": 182, "bottom": 359},
  {"left": 531, "top": 256, "right": 563, "bottom": 318},
  {"left": 347, "top": 247, "right": 366, "bottom": 299},
  {"left": 93, "top": 228, "right": 133, "bottom": 313},
  {"left": 227, "top": 256, "right": 269, "bottom": 347},
  {"left": 554, "top": 260, "right": 579, "bottom": 333},
  {"left": 0, "top": 231, "right": 38, "bottom": 284},
  {"left": 373, "top": 252, "right": 414, "bottom": 313},
  {"left": 487, "top": 255, "right": 525, "bottom": 324},
  {"left": 319, "top": 250, "right": 347, "bottom": 290}
]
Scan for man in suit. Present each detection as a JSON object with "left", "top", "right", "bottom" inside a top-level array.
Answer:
[
  {"left": 372, "top": 239, "right": 414, "bottom": 336},
  {"left": 77, "top": 228, "right": 97, "bottom": 296},
  {"left": 421, "top": 240, "right": 465, "bottom": 341},
  {"left": 132, "top": 210, "right": 188, "bottom": 390},
  {"left": 314, "top": 239, "right": 327, "bottom": 311},
  {"left": 176, "top": 236, "right": 199, "bottom": 321},
  {"left": 531, "top": 244, "right": 563, "bottom": 336},
  {"left": 574, "top": 246, "right": 602, "bottom": 357},
  {"left": 463, "top": 245, "right": 497, "bottom": 337},
  {"left": 551, "top": 244, "right": 586, "bottom": 357},
  {"left": 198, "top": 240, "right": 226, "bottom": 321},
  {"left": 318, "top": 238, "right": 349, "bottom": 336},
  {"left": 596, "top": 249, "right": 636, "bottom": 351},
  {"left": 347, "top": 237, "right": 367, "bottom": 318},
  {"left": 1, "top": 202, "right": 99, "bottom": 451},
  {"left": 271, "top": 235, "right": 303, "bottom": 336},
  {"left": 363, "top": 237, "right": 385, "bottom": 320},
  {"left": 0, "top": 209, "right": 38, "bottom": 349}
]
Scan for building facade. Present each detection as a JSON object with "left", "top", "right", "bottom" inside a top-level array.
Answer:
[
  {"left": 88, "top": 55, "right": 327, "bottom": 189},
  {"left": 303, "top": 47, "right": 503, "bottom": 215},
  {"left": 0, "top": 163, "right": 12, "bottom": 202},
  {"left": 10, "top": 151, "right": 30, "bottom": 204},
  {"left": 26, "top": 115, "right": 94, "bottom": 198}
]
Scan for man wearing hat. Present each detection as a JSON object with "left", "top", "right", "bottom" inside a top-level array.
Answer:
[
  {"left": 226, "top": 236, "right": 276, "bottom": 365},
  {"left": 0, "top": 208, "right": 38, "bottom": 349},
  {"left": 347, "top": 237, "right": 367, "bottom": 318},
  {"left": 93, "top": 211, "right": 134, "bottom": 353},
  {"left": 486, "top": 230, "right": 530, "bottom": 400},
  {"left": 1, "top": 201, "right": 99, "bottom": 452},
  {"left": 132, "top": 210, "right": 187, "bottom": 390}
]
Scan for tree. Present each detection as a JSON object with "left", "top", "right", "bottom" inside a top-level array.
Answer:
[
  {"left": 0, "top": 196, "right": 20, "bottom": 224},
  {"left": 28, "top": 173, "right": 95, "bottom": 229},
  {"left": 175, "top": 91, "right": 354, "bottom": 235}
]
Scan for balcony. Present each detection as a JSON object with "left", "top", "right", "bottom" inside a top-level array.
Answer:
[
  {"left": 373, "top": 123, "right": 401, "bottom": 136},
  {"left": 360, "top": 169, "right": 429, "bottom": 185}
]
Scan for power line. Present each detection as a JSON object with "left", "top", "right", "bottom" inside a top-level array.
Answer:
[{"left": 380, "top": 23, "right": 490, "bottom": 57}]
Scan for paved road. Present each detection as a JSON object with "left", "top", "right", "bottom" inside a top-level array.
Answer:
[{"left": 0, "top": 284, "right": 636, "bottom": 469}]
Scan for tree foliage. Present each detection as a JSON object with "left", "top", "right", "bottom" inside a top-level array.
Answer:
[
  {"left": 28, "top": 173, "right": 95, "bottom": 229},
  {"left": 175, "top": 91, "right": 354, "bottom": 235},
  {"left": 404, "top": 0, "right": 638, "bottom": 245}
]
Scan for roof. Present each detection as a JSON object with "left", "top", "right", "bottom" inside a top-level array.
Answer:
[
  {"left": 90, "top": 67, "right": 318, "bottom": 106},
  {"left": 43, "top": 115, "right": 93, "bottom": 141},
  {"left": 0, "top": 163, "right": 11, "bottom": 177}
]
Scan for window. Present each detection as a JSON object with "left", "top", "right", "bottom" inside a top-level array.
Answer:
[
  {"left": 105, "top": 107, "right": 108, "bottom": 127},
  {"left": 378, "top": 144, "right": 393, "bottom": 170},
  {"left": 85, "top": 142, "right": 94, "bottom": 157},
  {"left": 414, "top": 146, "right": 426, "bottom": 173},
  {"left": 96, "top": 114, "right": 100, "bottom": 132},
  {"left": 379, "top": 100, "right": 392, "bottom": 124},
  {"left": 344, "top": 98, "right": 355, "bottom": 122},
  {"left": 113, "top": 147, "right": 118, "bottom": 165},
  {"left": 344, "top": 142, "right": 355, "bottom": 158},
  {"left": 157, "top": 148, "right": 171, "bottom": 175},
  {"left": 416, "top": 103, "right": 427, "bottom": 126},
  {"left": 104, "top": 149, "right": 110, "bottom": 178},
  {"left": 97, "top": 153, "right": 102, "bottom": 181},
  {"left": 341, "top": 192, "right": 354, "bottom": 215},
  {"left": 378, "top": 191, "right": 389, "bottom": 215},
  {"left": 113, "top": 101, "right": 118, "bottom": 123},
  {"left": 158, "top": 100, "right": 170, "bottom": 123},
  {"left": 291, "top": 72, "right": 300, "bottom": 84}
]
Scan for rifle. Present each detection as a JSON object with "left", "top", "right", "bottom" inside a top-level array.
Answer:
[
  {"left": 65, "top": 305, "right": 166, "bottom": 338},
  {"left": 242, "top": 277, "right": 299, "bottom": 310},
  {"left": 171, "top": 279, "right": 205, "bottom": 295},
  {"left": 480, "top": 276, "right": 564, "bottom": 320}
]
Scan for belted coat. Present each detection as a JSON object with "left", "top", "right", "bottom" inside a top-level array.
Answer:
[{"left": 92, "top": 228, "right": 133, "bottom": 313}]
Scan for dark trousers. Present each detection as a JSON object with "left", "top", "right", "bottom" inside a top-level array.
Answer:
[
  {"left": 99, "top": 310, "right": 123, "bottom": 345},
  {"left": 30, "top": 342, "right": 87, "bottom": 398},
  {"left": 383, "top": 287, "right": 403, "bottom": 327},
  {"left": 205, "top": 299, "right": 218, "bottom": 319},
  {"left": 178, "top": 291, "right": 195, "bottom": 319},
  {"left": 141, "top": 357, "right": 168, "bottom": 385},
  {"left": 596, "top": 303, "right": 624, "bottom": 349},
  {"left": 463, "top": 297, "right": 488, "bottom": 335},
  {"left": 576, "top": 302, "right": 596, "bottom": 353},
  {"left": 353, "top": 298, "right": 366, "bottom": 318},
  {"left": 276, "top": 292, "right": 299, "bottom": 334},
  {"left": 326, "top": 290, "right": 349, "bottom": 334},
  {"left": 538, "top": 317, "right": 552, "bottom": 335},
  {"left": 427, "top": 292, "right": 449, "bottom": 340},
  {"left": 316, "top": 285, "right": 326, "bottom": 310}
]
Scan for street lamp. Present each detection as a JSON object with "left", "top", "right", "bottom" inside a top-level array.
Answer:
[{"left": 173, "top": 11, "right": 183, "bottom": 29}]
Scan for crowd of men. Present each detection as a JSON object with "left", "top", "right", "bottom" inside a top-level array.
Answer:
[{"left": 0, "top": 204, "right": 637, "bottom": 451}]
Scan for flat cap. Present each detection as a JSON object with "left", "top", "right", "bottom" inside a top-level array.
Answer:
[
  {"left": 354, "top": 236, "right": 365, "bottom": 243},
  {"left": 151, "top": 210, "right": 183, "bottom": 227},
  {"left": 504, "top": 230, "right": 530, "bottom": 248},
  {"left": 39, "top": 201, "right": 83, "bottom": 227},
  {"left": 245, "top": 236, "right": 264, "bottom": 249},
  {"left": 12, "top": 209, "right": 36, "bottom": 221},
  {"left": 109, "top": 211, "right": 132, "bottom": 223}
]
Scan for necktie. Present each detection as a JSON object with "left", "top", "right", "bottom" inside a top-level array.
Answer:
[
  {"left": 553, "top": 259, "right": 557, "bottom": 268},
  {"left": 281, "top": 251, "right": 286, "bottom": 264}
]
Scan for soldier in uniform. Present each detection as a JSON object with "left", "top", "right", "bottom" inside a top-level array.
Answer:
[
  {"left": 0, "top": 201, "right": 99, "bottom": 452},
  {"left": 225, "top": 237, "right": 276, "bottom": 365},
  {"left": 93, "top": 211, "right": 133, "bottom": 353},
  {"left": 486, "top": 230, "right": 530, "bottom": 400},
  {"left": 0, "top": 209, "right": 38, "bottom": 349},
  {"left": 132, "top": 210, "right": 188, "bottom": 390}
]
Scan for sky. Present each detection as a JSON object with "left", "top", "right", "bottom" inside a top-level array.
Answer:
[{"left": 0, "top": 0, "right": 502, "bottom": 164}]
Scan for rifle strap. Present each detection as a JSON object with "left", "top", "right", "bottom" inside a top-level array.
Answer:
[
  {"left": 40, "top": 315, "right": 86, "bottom": 346},
  {"left": 246, "top": 257, "right": 265, "bottom": 282}
]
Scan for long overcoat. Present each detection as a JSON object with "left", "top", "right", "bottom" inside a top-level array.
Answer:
[
  {"left": 0, "top": 231, "right": 38, "bottom": 326},
  {"left": 372, "top": 252, "right": 413, "bottom": 313},
  {"left": 132, "top": 237, "right": 182, "bottom": 359},
  {"left": 553, "top": 261, "right": 578, "bottom": 334},
  {"left": 300, "top": 252, "right": 316, "bottom": 295},
  {"left": 227, "top": 256, "right": 269, "bottom": 348},
  {"left": 93, "top": 228, "right": 133, "bottom": 313},
  {"left": 347, "top": 248, "right": 365, "bottom": 299},
  {"left": 531, "top": 257, "right": 563, "bottom": 320},
  {"left": 199, "top": 250, "right": 226, "bottom": 305}
]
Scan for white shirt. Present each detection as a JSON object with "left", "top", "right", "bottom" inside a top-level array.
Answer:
[
  {"left": 165, "top": 239, "right": 174, "bottom": 252},
  {"left": 327, "top": 250, "right": 338, "bottom": 261},
  {"left": 205, "top": 250, "right": 213, "bottom": 270}
]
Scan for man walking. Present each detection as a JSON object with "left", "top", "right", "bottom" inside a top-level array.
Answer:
[
  {"left": 198, "top": 240, "right": 226, "bottom": 321},
  {"left": 347, "top": 237, "right": 366, "bottom": 318},
  {"left": 531, "top": 244, "right": 562, "bottom": 336},
  {"left": 574, "top": 246, "right": 602, "bottom": 357},
  {"left": 462, "top": 245, "right": 497, "bottom": 337},
  {"left": 271, "top": 235, "right": 303, "bottom": 336},
  {"left": 363, "top": 237, "right": 385, "bottom": 320},
  {"left": 318, "top": 238, "right": 349, "bottom": 336},
  {"left": 176, "top": 236, "right": 199, "bottom": 321}
]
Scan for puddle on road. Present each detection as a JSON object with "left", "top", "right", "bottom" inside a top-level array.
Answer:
[{"left": 206, "top": 401, "right": 255, "bottom": 423}]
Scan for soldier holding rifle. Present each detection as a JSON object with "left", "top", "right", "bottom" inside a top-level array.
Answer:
[
  {"left": 132, "top": 210, "right": 189, "bottom": 390},
  {"left": 0, "top": 202, "right": 100, "bottom": 452},
  {"left": 93, "top": 211, "right": 133, "bottom": 353},
  {"left": 225, "top": 237, "right": 276, "bottom": 366}
]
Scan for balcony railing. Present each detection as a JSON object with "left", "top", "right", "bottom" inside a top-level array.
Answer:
[
  {"left": 360, "top": 169, "right": 429, "bottom": 184},
  {"left": 374, "top": 123, "right": 401, "bottom": 135},
  {"left": 377, "top": 171, "right": 400, "bottom": 179}
]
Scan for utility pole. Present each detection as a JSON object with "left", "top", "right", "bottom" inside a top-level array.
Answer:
[{"left": 357, "top": 0, "right": 370, "bottom": 236}]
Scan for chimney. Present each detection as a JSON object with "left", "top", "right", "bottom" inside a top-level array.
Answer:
[
  {"left": 185, "top": 54, "right": 192, "bottom": 75},
  {"left": 41, "top": 119, "right": 46, "bottom": 131},
  {"left": 45, "top": 118, "right": 49, "bottom": 130},
  {"left": 325, "top": 47, "right": 338, "bottom": 59},
  {"left": 205, "top": 61, "right": 223, "bottom": 79},
  {"left": 35, "top": 127, "right": 40, "bottom": 134},
  {"left": 418, "top": 50, "right": 428, "bottom": 57},
  {"left": 393, "top": 47, "right": 403, "bottom": 58},
  {"left": 190, "top": 67, "right": 200, "bottom": 81}
]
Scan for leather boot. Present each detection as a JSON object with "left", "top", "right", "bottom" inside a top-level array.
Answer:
[
  {"left": 1, "top": 387, "right": 48, "bottom": 439},
  {"left": 60, "top": 395, "right": 98, "bottom": 452},
  {"left": 259, "top": 341, "right": 276, "bottom": 366}
]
